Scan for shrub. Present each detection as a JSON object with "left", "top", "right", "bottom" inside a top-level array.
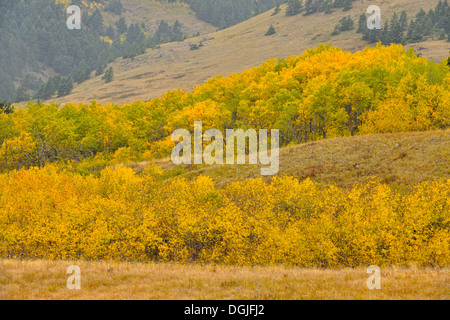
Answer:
[{"left": 0, "top": 167, "right": 448, "bottom": 267}]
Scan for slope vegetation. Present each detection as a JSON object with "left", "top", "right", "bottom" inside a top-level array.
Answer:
[
  {"left": 3, "top": 44, "right": 449, "bottom": 175},
  {"left": 51, "top": 0, "right": 449, "bottom": 105},
  {"left": 102, "top": 0, "right": 216, "bottom": 36},
  {"left": 141, "top": 129, "right": 450, "bottom": 190}
]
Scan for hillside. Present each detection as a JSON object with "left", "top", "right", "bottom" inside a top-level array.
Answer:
[
  {"left": 0, "top": 0, "right": 216, "bottom": 103},
  {"left": 3, "top": 43, "right": 448, "bottom": 175},
  {"left": 101, "top": 0, "right": 216, "bottom": 37},
  {"left": 50, "top": 0, "right": 449, "bottom": 105},
  {"left": 126, "top": 129, "right": 450, "bottom": 190}
]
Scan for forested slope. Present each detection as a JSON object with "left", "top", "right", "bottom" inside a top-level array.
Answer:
[
  {"left": 1, "top": 44, "right": 448, "bottom": 174},
  {"left": 0, "top": 0, "right": 213, "bottom": 102},
  {"left": 49, "top": 0, "right": 449, "bottom": 105}
]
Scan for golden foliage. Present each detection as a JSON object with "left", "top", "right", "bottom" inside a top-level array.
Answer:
[
  {"left": 0, "top": 166, "right": 448, "bottom": 267},
  {"left": 0, "top": 44, "right": 448, "bottom": 172}
]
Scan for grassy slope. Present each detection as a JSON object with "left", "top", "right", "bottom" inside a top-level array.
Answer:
[
  {"left": 49, "top": 0, "right": 449, "bottom": 105},
  {"left": 1, "top": 259, "right": 448, "bottom": 299},
  {"left": 121, "top": 130, "right": 450, "bottom": 190},
  {"left": 102, "top": 0, "right": 217, "bottom": 37},
  {"left": 13, "top": 0, "right": 216, "bottom": 109}
]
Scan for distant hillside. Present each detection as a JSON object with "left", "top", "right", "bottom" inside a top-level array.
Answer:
[
  {"left": 0, "top": 0, "right": 215, "bottom": 103},
  {"left": 103, "top": 0, "right": 216, "bottom": 37},
  {"left": 50, "top": 0, "right": 449, "bottom": 105}
]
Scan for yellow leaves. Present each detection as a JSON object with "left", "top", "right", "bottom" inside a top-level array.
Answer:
[
  {"left": 98, "top": 166, "right": 143, "bottom": 200},
  {"left": 0, "top": 168, "right": 448, "bottom": 267},
  {"left": 112, "top": 147, "right": 139, "bottom": 165},
  {"left": 79, "top": 1, "right": 103, "bottom": 10},
  {"left": 444, "top": 73, "right": 450, "bottom": 91},
  {"left": 55, "top": 0, "right": 71, "bottom": 8},
  {"left": 171, "top": 99, "right": 231, "bottom": 131},
  {"left": 360, "top": 98, "right": 413, "bottom": 134},
  {"left": 100, "top": 36, "right": 113, "bottom": 45},
  {"left": 149, "top": 135, "right": 177, "bottom": 159},
  {"left": 360, "top": 70, "right": 450, "bottom": 134},
  {"left": 0, "top": 44, "right": 448, "bottom": 265},
  {"left": 0, "top": 132, "right": 36, "bottom": 171},
  {"left": 1, "top": 45, "right": 449, "bottom": 173}
]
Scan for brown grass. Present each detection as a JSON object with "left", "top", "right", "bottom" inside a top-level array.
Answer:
[
  {"left": 49, "top": 0, "right": 449, "bottom": 106},
  {"left": 102, "top": 0, "right": 216, "bottom": 37},
  {"left": 122, "top": 130, "right": 450, "bottom": 190},
  {"left": 0, "top": 259, "right": 448, "bottom": 300}
]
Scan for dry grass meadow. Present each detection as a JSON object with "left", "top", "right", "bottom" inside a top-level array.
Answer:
[
  {"left": 0, "top": 259, "right": 448, "bottom": 300},
  {"left": 49, "top": 0, "right": 449, "bottom": 106}
]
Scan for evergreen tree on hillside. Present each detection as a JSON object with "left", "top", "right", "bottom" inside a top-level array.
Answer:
[
  {"left": 96, "top": 63, "right": 107, "bottom": 76},
  {"left": 303, "top": 0, "right": 315, "bottom": 15},
  {"left": 34, "top": 76, "right": 62, "bottom": 100},
  {"left": 172, "top": 20, "right": 184, "bottom": 41},
  {"left": 342, "top": 0, "right": 352, "bottom": 12},
  {"left": 356, "top": 13, "right": 366, "bottom": 34},
  {"left": 105, "top": 0, "right": 123, "bottom": 15},
  {"left": 150, "top": 20, "right": 185, "bottom": 45},
  {"left": 286, "top": 0, "right": 303, "bottom": 16},
  {"left": 73, "top": 64, "right": 91, "bottom": 84},
  {"left": 303, "top": 0, "right": 338, "bottom": 15},
  {"left": 363, "top": 27, "right": 380, "bottom": 43},
  {"left": 13, "top": 84, "right": 30, "bottom": 103},
  {"left": 380, "top": 21, "right": 390, "bottom": 44},
  {"left": 388, "top": 13, "right": 403, "bottom": 44},
  {"left": 341, "top": 16, "right": 354, "bottom": 31},
  {"left": 115, "top": 17, "right": 128, "bottom": 35},
  {"left": 331, "top": 25, "right": 340, "bottom": 36},
  {"left": 323, "top": 0, "right": 334, "bottom": 14},
  {"left": 332, "top": 16, "right": 354, "bottom": 35},
  {"left": 0, "top": 0, "right": 192, "bottom": 102},
  {"left": 272, "top": 4, "right": 281, "bottom": 15},
  {"left": 265, "top": 24, "right": 276, "bottom": 35},
  {"left": 182, "top": 0, "right": 281, "bottom": 28},
  {"left": 102, "top": 67, "right": 114, "bottom": 83},
  {"left": 84, "top": 9, "right": 104, "bottom": 35},
  {"left": 399, "top": 10, "right": 408, "bottom": 34},
  {"left": 57, "top": 77, "right": 73, "bottom": 97},
  {"left": 0, "top": 74, "right": 15, "bottom": 103},
  {"left": 0, "top": 0, "right": 113, "bottom": 101},
  {"left": 106, "top": 25, "right": 116, "bottom": 40},
  {"left": 436, "top": 1, "right": 450, "bottom": 34},
  {"left": 360, "top": 2, "right": 449, "bottom": 45}
]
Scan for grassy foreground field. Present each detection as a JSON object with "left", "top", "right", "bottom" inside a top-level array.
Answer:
[{"left": 0, "top": 260, "right": 448, "bottom": 300}]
